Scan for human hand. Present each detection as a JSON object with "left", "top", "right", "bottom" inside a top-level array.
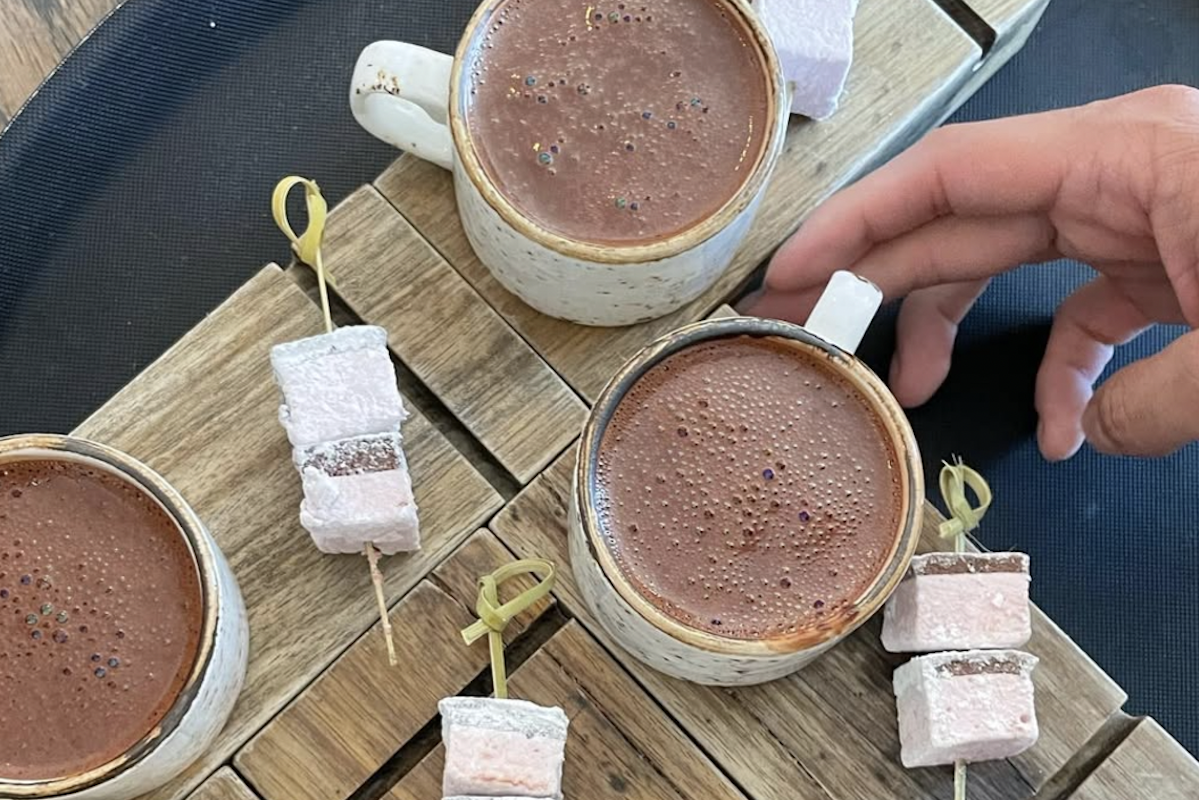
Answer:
[{"left": 747, "top": 85, "right": 1199, "bottom": 460}]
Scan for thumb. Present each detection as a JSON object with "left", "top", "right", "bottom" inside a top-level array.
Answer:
[{"left": 1083, "top": 330, "right": 1199, "bottom": 457}]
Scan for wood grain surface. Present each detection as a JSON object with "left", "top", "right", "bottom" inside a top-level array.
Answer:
[
  {"left": 1071, "top": 718, "right": 1199, "bottom": 800},
  {"left": 320, "top": 185, "right": 587, "bottom": 483},
  {"left": 185, "top": 768, "right": 259, "bottom": 800},
  {"left": 75, "top": 265, "right": 501, "bottom": 800}
]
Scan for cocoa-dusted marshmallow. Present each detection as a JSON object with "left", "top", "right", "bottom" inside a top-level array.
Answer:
[
  {"left": 440, "top": 697, "right": 569, "bottom": 799},
  {"left": 893, "top": 649, "right": 1039, "bottom": 768},
  {"left": 882, "top": 552, "right": 1032, "bottom": 653}
]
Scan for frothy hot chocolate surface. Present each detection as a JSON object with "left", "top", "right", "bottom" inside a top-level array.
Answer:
[
  {"left": 466, "top": 0, "right": 771, "bottom": 245},
  {"left": 0, "top": 459, "right": 203, "bottom": 781},
  {"left": 595, "top": 336, "right": 904, "bottom": 640}
]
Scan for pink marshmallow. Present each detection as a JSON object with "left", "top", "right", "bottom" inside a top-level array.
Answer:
[
  {"left": 440, "top": 697, "right": 569, "bottom": 799},
  {"left": 882, "top": 553, "right": 1032, "bottom": 653},
  {"left": 297, "top": 433, "right": 420, "bottom": 554},
  {"left": 271, "top": 326, "right": 405, "bottom": 447},
  {"left": 754, "top": 0, "right": 858, "bottom": 120},
  {"left": 894, "top": 650, "right": 1039, "bottom": 768}
]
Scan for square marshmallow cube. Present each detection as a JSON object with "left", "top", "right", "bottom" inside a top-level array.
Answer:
[
  {"left": 894, "top": 650, "right": 1039, "bottom": 768},
  {"left": 441, "top": 697, "right": 569, "bottom": 799},
  {"left": 271, "top": 326, "right": 405, "bottom": 447},
  {"left": 755, "top": 0, "right": 858, "bottom": 120},
  {"left": 882, "top": 552, "right": 1031, "bottom": 653},
  {"left": 297, "top": 432, "right": 420, "bottom": 554}
]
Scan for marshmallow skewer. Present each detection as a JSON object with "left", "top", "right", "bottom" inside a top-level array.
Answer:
[
  {"left": 270, "top": 176, "right": 414, "bottom": 666},
  {"left": 441, "top": 560, "right": 568, "bottom": 798}
]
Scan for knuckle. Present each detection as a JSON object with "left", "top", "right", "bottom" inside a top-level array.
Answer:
[
  {"left": 1093, "top": 383, "right": 1134, "bottom": 448},
  {"left": 1145, "top": 84, "right": 1199, "bottom": 118}
]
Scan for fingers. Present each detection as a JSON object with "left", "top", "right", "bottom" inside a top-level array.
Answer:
[
  {"left": 890, "top": 280, "right": 990, "bottom": 407},
  {"left": 748, "top": 212, "right": 1055, "bottom": 322},
  {"left": 1035, "top": 278, "right": 1151, "bottom": 461},
  {"left": 1083, "top": 329, "right": 1199, "bottom": 457},
  {"left": 765, "top": 111, "right": 1074, "bottom": 294}
]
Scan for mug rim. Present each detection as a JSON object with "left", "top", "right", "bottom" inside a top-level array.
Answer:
[
  {"left": 447, "top": 0, "right": 788, "bottom": 265},
  {"left": 0, "top": 434, "right": 219, "bottom": 796},
  {"left": 576, "top": 318, "right": 925, "bottom": 657}
]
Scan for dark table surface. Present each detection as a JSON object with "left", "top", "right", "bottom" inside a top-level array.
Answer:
[{"left": 1, "top": 0, "right": 1198, "bottom": 754}]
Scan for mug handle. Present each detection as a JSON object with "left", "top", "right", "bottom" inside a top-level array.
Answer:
[
  {"left": 804, "top": 271, "right": 883, "bottom": 355},
  {"left": 350, "top": 41, "right": 455, "bottom": 170}
]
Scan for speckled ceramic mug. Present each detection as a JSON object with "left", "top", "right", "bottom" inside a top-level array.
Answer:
[
  {"left": 0, "top": 435, "right": 249, "bottom": 800},
  {"left": 349, "top": 0, "right": 788, "bottom": 327},
  {"left": 569, "top": 273, "right": 925, "bottom": 685}
]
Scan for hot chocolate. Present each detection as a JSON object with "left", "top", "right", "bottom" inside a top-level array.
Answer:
[
  {"left": 466, "top": 0, "right": 771, "bottom": 246},
  {"left": 0, "top": 459, "right": 203, "bottom": 781},
  {"left": 595, "top": 335, "right": 904, "bottom": 640}
]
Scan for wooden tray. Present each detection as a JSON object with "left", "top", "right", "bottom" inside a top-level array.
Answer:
[{"left": 67, "top": 1, "right": 1199, "bottom": 798}]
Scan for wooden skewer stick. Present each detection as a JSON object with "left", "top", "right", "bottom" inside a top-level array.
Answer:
[
  {"left": 273, "top": 176, "right": 398, "bottom": 667},
  {"left": 366, "top": 543, "right": 398, "bottom": 666}
]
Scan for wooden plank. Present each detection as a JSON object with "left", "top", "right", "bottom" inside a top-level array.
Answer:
[
  {"left": 389, "top": 621, "right": 747, "bottom": 800},
  {"left": 186, "top": 768, "right": 258, "bottom": 800},
  {"left": 0, "top": 0, "right": 118, "bottom": 121},
  {"left": 322, "top": 185, "right": 587, "bottom": 483},
  {"left": 915, "top": 509, "right": 1128, "bottom": 789},
  {"left": 73, "top": 265, "right": 501, "bottom": 800},
  {"left": 491, "top": 446, "right": 1128, "bottom": 799},
  {"left": 1072, "top": 718, "right": 1199, "bottom": 800},
  {"left": 236, "top": 530, "right": 553, "bottom": 800},
  {"left": 374, "top": 0, "right": 979, "bottom": 403}
]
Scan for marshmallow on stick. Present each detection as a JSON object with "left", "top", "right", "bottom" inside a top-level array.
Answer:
[
  {"left": 894, "top": 650, "right": 1039, "bottom": 768},
  {"left": 754, "top": 0, "right": 858, "bottom": 120},
  {"left": 882, "top": 552, "right": 1032, "bottom": 653},
  {"left": 442, "top": 560, "right": 567, "bottom": 799},
  {"left": 269, "top": 176, "right": 420, "bottom": 666},
  {"left": 441, "top": 697, "right": 568, "bottom": 799}
]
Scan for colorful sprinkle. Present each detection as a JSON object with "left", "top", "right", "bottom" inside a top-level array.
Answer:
[
  {"left": 30, "top": 630, "right": 41, "bottom": 640},
  {"left": 630, "top": 201, "right": 640, "bottom": 211},
  {"left": 615, "top": 197, "right": 627, "bottom": 209},
  {"left": 550, "top": 144, "right": 560, "bottom": 154},
  {"left": 108, "top": 657, "right": 120, "bottom": 668},
  {"left": 814, "top": 599, "right": 825, "bottom": 609},
  {"left": 609, "top": 11, "right": 619, "bottom": 21},
  {"left": 642, "top": 110, "right": 653, "bottom": 119},
  {"left": 90, "top": 653, "right": 101, "bottom": 662},
  {"left": 537, "top": 95, "right": 547, "bottom": 103},
  {"left": 538, "top": 152, "right": 553, "bottom": 164},
  {"left": 666, "top": 121, "right": 677, "bottom": 130},
  {"left": 94, "top": 667, "right": 107, "bottom": 679},
  {"left": 19, "top": 575, "right": 31, "bottom": 585},
  {"left": 25, "top": 614, "right": 37, "bottom": 625},
  {"left": 524, "top": 75, "right": 536, "bottom": 86},
  {"left": 40, "top": 603, "right": 53, "bottom": 615},
  {"left": 53, "top": 630, "right": 68, "bottom": 644},
  {"left": 690, "top": 97, "right": 702, "bottom": 106},
  {"left": 0, "top": 589, "right": 8, "bottom": 599},
  {"left": 799, "top": 510, "right": 811, "bottom": 522},
  {"left": 56, "top": 610, "right": 68, "bottom": 623},
  {"left": 763, "top": 468, "right": 775, "bottom": 480}
]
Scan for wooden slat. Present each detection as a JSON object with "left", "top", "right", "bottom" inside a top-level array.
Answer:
[
  {"left": 388, "top": 621, "right": 748, "bottom": 800},
  {"left": 374, "top": 0, "right": 979, "bottom": 403},
  {"left": 914, "top": 511, "right": 1128, "bottom": 790},
  {"left": 490, "top": 446, "right": 1129, "bottom": 799},
  {"left": 322, "top": 185, "right": 587, "bottom": 483},
  {"left": 236, "top": 531, "right": 553, "bottom": 800},
  {"left": 185, "top": 768, "right": 258, "bottom": 800},
  {"left": 73, "top": 266, "right": 501, "bottom": 800},
  {"left": 0, "top": 0, "right": 117, "bottom": 121},
  {"left": 1072, "top": 719, "right": 1199, "bottom": 800}
]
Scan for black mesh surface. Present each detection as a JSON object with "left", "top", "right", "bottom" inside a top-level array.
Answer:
[{"left": 1, "top": 0, "right": 1197, "bottom": 755}]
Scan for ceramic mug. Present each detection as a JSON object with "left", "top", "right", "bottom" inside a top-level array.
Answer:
[
  {"left": 349, "top": 0, "right": 788, "bottom": 327},
  {"left": 0, "top": 435, "right": 249, "bottom": 800},
  {"left": 569, "top": 272, "right": 925, "bottom": 686}
]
